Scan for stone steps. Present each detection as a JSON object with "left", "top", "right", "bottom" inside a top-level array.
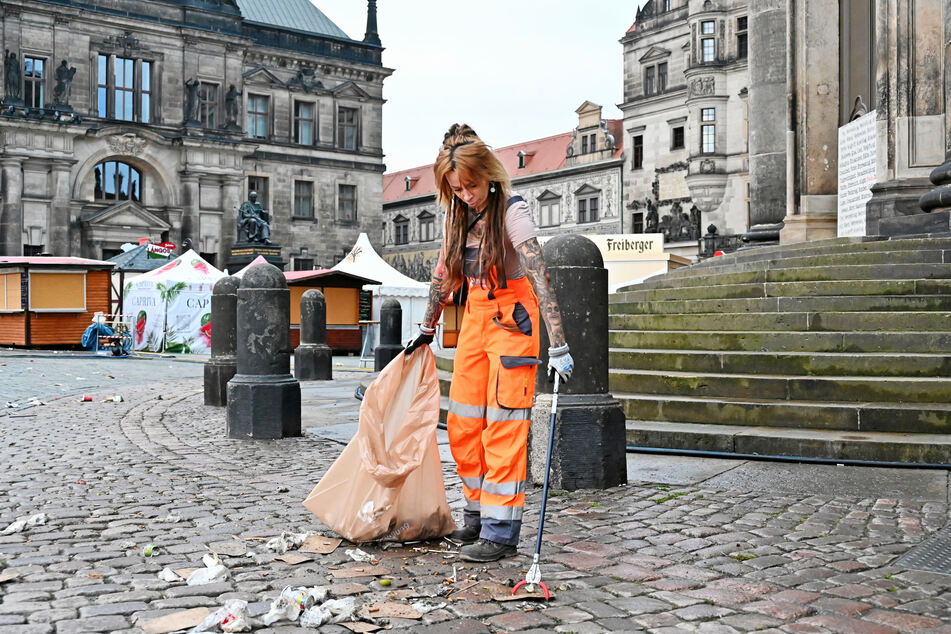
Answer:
[
  {"left": 609, "top": 348, "right": 951, "bottom": 377},
  {"left": 611, "top": 294, "right": 951, "bottom": 315},
  {"left": 613, "top": 279, "right": 951, "bottom": 302},
  {"left": 609, "top": 329, "right": 951, "bottom": 353},
  {"left": 609, "top": 311, "right": 951, "bottom": 332}
]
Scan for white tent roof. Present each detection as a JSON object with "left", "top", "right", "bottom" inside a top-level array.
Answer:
[
  {"left": 233, "top": 255, "right": 269, "bottom": 278},
  {"left": 333, "top": 233, "right": 428, "bottom": 290},
  {"left": 135, "top": 249, "right": 225, "bottom": 283}
]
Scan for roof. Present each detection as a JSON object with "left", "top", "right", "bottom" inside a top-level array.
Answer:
[
  {"left": 106, "top": 244, "right": 176, "bottom": 273},
  {"left": 284, "top": 269, "right": 381, "bottom": 287},
  {"left": 235, "top": 0, "right": 351, "bottom": 39},
  {"left": 0, "top": 256, "right": 115, "bottom": 269},
  {"left": 383, "top": 122, "right": 624, "bottom": 204},
  {"left": 332, "top": 233, "right": 427, "bottom": 289}
]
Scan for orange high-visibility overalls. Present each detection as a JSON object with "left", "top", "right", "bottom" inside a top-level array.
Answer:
[{"left": 447, "top": 270, "right": 539, "bottom": 545}]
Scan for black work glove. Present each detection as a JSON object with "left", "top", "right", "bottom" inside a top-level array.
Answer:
[{"left": 404, "top": 326, "right": 435, "bottom": 356}]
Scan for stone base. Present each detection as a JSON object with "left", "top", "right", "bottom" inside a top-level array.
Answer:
[
  {"left": 227, "top": 243, "right": 285, "bottom": 273},
  {"left": 865, "top": 177, "right": 933, "bottom": 235},
  {"left": 780, "top": 208, "right": 838, "bottom": 245},
  {"left": 878, "top": 209, "right": 951, "bottom": 237},
  {"left": 294, "top": 344, "right": 333, "bottom": 380},
  {"left": 374, "top": 344, "right": 404, "bottom": 372},
  {"left": 529, "top": 394, "right": 627, "bottom": 491},
  {"left": 226, "top": 374, "right": 301, "bottom": 439},
  {"left": 204, "top": 358, "right": 237, "bottom": 406}
]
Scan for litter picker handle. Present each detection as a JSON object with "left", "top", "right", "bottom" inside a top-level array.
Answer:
[{"left": 533, "top": 373, "right": 559, "bottom": 557}]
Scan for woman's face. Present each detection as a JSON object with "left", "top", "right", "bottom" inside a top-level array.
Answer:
[{"left": 447, "top": 171, "right": 489, "bottom": 212}]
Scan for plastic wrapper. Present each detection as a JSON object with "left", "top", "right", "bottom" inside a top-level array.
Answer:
[
  {"left": 302, "top": 347, "right": 455, "bottom": 542},
  {"left": 189, "top": 599, "right": 251, "bottom": 633}
]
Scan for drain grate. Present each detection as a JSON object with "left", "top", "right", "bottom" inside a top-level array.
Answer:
[{"left": 896, "top": 526, "right": 951, "bottom": 576}]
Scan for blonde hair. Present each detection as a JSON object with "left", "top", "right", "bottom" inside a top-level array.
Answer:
[{"left": 433, "top": 123, "right": 512, "bottom": 294}]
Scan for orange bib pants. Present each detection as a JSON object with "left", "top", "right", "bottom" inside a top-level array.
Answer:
[{"left": 447, "top": 275, "right": 539, "bottom": 545}]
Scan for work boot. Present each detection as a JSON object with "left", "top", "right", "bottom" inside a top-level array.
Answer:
[
  {"left": 459, "top": 539, "right": 517, "bottom": 562},
  {"left": 448, "top": 525, "right": 480, "bottom": 544}
]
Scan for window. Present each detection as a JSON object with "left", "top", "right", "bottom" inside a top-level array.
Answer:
[
  {"left": 645, "top": 66, "right": 655, "bottom": 96},
  {"left": 663, "top": 0, "right": 672, "bottom": 10},
  {"left": 632, "top": 212, "right": 644, "bottom": 234},
  {"left": 0, "top": 272, "right": 21, "bottom": 311},
  {"left": 701, "top": 108, "right": 716, "bottom": 152},
  {"left": 701, "top": 107, "right": 715, "bottom": 122},
  {"left": 337, "top": 184, "right": 356, "bottom": 222},
  {"left": 671, "top": 126, "right": 685, "bottom": 150},
  {"left": 294, "top": 180, "right": 314, "bottom": 218},
  {"left": 701, "top": 20, "right": 715, "bottom": 34},
  {"left": 577, "top": 195, "right": 599, "bottom": 224},
  {"left": 632, "top": 135, "right": 643, "bottom": 169},
  {"left": 518, "top": 152, "right": 526, "bottom": 169},
  {"left": 737, "top": 16, "right": 748, "bottom": 59},
  {"left": 581, "top": 135, "right": 588, "bottom": 154},
  {"left": 199, "top": 82, "right": 218, "bottom": 129},
  {"left": 94, "top": 160, "right": 142, "bottom": 202},
  {"left": 247, "top": 176, "right": 269, "bottom": 210},
  {"left": 702, "top": 38, "right": 715, "bottom": 62},
  {"left": 247, "top": 94, "right": 269, "bottom": 139},
  {"left": 23, "top": 244, "right": 44, "bottom": 256},
  {"left": 658, "top": 63, "right": 668, "bottom": 93},
  {"left": 294, "top": 101, "right": 315, "bottom": 145},
  {"left": 419, "top": 212, "right": 435, "bottom": 242},
  {"left": 590, "top": 134, "right": 597, "bottom": 152},
  {"left": 540, "top": 199, "right": 561, "bottom": 227},
  {"left": 293, "top": 254, "right": 313, "bottom": 271},
  {"left": 23, "top": 57, "right": 44, "bottom": 108},
  {"left": 97, "top": 54, "right": 151, "bottom": 122},
  {"left": 394, "top": 216, "right": 409, "bottom": 245},
  {"left": 337, "top": 106, "right": 358, "bottom": 150}
]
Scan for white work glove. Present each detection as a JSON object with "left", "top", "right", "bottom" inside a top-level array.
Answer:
[{"left": 547, "top": 343, "right": 574, "bottom": 382}]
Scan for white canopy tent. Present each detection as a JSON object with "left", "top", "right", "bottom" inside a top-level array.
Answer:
[
  {"left": 122, "top": 249, "right": 225, "bottom": 353},
  {"left": 332, "top": 233, "right": 432, "bottom": 348}
]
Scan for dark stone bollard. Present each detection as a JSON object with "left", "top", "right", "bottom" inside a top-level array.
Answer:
[
  {"left": 374, "top": 298, "right": 403, "bottom": 371},
  {"left": 530, "top": 234, "right": 626, "bottom": 491},
  {"left": 295, "top": 289, "right": 332, "bottom": 381},
  {"left": 226, "top": 263, "right": 301, "bottom": 439},
  {"left": 204, "top": 275, "right": 239, "bottom": 406}
]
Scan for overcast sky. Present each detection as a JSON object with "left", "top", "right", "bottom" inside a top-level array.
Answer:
[{"left": 312, "top": 1, "right": 646, "bottom": 171}]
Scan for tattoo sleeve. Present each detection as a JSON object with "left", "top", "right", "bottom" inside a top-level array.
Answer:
[
  {"left": 422, "top": 245, "right": 451, "bottom": 329},
  {"left": 515, "top": 238, "right": 566, "bottom": 348}
]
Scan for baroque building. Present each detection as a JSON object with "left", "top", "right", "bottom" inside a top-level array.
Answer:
[
  {"left": 620, "top": 0, "right": 749, "bottom": 255},
  {"left": 0, "top": 0, "right": 391, "bottom": 269},
  {"left": 381, "top": 102, "right": 624, "bottom": 281}
]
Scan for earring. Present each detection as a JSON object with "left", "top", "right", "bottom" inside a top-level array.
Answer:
[{"left": 489, "top": 182, "right": 496, "bottom": 194}]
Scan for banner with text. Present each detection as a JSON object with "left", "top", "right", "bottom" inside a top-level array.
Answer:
[{"left": 837, "top": 110, "right": 877, "bottom": 237}]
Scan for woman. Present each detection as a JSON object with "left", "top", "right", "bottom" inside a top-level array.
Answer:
[{"left": 404, "top": 123, "right": 573, "bottom": 562}]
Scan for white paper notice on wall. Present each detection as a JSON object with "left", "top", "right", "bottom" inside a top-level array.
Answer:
[{"left": 837, "top": 110, "right": 877, "bottom": 237}]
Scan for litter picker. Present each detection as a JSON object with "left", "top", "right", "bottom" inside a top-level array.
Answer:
[{"left": 512, "top": 373, "right": 561, "bottom": 600}]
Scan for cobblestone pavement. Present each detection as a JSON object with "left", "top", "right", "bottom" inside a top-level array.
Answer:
[{"left": 2, "top": 352, "right": 951, "bottom": 633}]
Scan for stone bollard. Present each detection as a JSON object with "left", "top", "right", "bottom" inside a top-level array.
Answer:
[
  {"left": 204, "top": 275, "right": 239, "bottom": 406},
  {"left": 226, "top": 263, "right": 301, "bottom": 439},
  {"left": 294, "top": 289, "right": 332, "bottom": 380},
  {"left": 531, "top": 234, "right": 626, "bottom": 491},
  {"left": 374, "top": 298, "right": 403, "bottom": 371}
]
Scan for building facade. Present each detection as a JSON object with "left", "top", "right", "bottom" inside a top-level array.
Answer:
[
  {"left": 620, "top": 0, "right": 749, "bottom": 254},
  {"left": 381, "top": 102, "right": 624, "bottom": 281},
  {"left": 0, "top": 0, "right": 391, "bottom": 269}
]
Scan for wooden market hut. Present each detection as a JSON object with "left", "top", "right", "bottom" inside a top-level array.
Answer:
[
  {"left": 285, "top": 269, "right": 380, "bottom": 352},
  {"left": 0, "top": 256, "right": 115, "bottom": 348}
]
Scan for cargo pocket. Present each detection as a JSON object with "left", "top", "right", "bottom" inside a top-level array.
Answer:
[
  {"left": 492, "top": 302, "right": 533, "bottom": 336},
  {"left": 495, "top": 356, "right": 540, "bottom": 410}
]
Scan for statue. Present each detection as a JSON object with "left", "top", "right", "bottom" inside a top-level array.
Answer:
[
  {"left": 237, "top": 191, "right": 271, "bottom": 244},
  {"left": 645, "top": 198, "right": 659, "bottom": 233},
  {"left": 52, "top": 60, "right": 77, "bottom": 107},
  {"left": 184, "top": 77, "right": 200, "bottom": 123},
  {"left": 4, "top": 50, "right": 21, "bottom": 104},
  {"left": 224, "top": 84, "right": 240, "bottom": 127},
  {"left": 688, "top": 205, "right": 701, "bottom": 240}
]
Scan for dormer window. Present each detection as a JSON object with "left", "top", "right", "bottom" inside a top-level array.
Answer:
[{"left": 517, "top": 150, "right": 535, "bottom": 169}]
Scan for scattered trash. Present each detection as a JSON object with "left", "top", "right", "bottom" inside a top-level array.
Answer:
[
  {"left": 143, "top": 544, "right": 156, "bottom": 557},
  {"left": 331, "top": 565, "right": 390, "bottom": 579},
  {"left": 186, "top": 553, "right": 229, "bottom": 586},
  {"left": 120, "top": 540, "right": 137, "bottom": 549},
  {"left": 357, "top": 601, "right": 421, "bottom": 620},
  {"left": 410, "top": 599, "right": 446, "bottom": 614},
  {"left": 158, "top": 567, "right": 181, "bottom": 582},
  {"left": 260, "top": 586, "right": 330, "bottom": 625},
  {"left": 140, "top": 607, "right": 210, "bottom": 634},
  {"left": 4, "top": 402, "right": 16, "bottom": 408},
  {"left": 164, "top": 512, "right": 183, "bottom": 523},
  {"left": 273, "top": 553, "right": 311, "bottom": 565},
  {"left": 26, "top": 398, "right": 45, "bottom": 406},
  {"left": 0, "top": 572, "right": 19, "bottom": 584},
  {"left": 189, "top": 599, "right": 251, "bottom": 633},
  {"left": 102, "top": 395, "right": 123, "bottom": 403},
  {"left": 299, "top": 535, "right": 341, "bottom": 555},
  {"left": 263, "top": 531, "right": 315, "bottom": 554},
  {"left": 345, "top": 548, "right": 376, "bottom": 563},
  {"left": 276, "top": 485, "right": 290, "bottom": 493},
  {"left": 378, "top": 579, "right": 391, "bottom": 587},
  {"left": 1, "top": 513, "right": 48, "bottom": 535},
  {"left": 79, "top": 395, "right": 92, "bottom": 402}
]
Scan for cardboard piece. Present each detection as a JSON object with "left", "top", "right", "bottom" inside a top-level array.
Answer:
[
  {"left": 358, "top": 602, "right": 422, "bottom": 619},
  {"left": 331, "top": 565, "right": 391, "bottom": 579},
  {"left": 341, "top": 623, "right": 382, "bottom": 633},
  {"left": 493, "top": 588, "right": 557, "bottom": 602},
  {"left": 0, "top": 572, "right": 18, "bottom": 583},
  {"left": 299, "top": 535, "right": 342, "bottom": 554},
  {"left": 208, "top": 540, "right": 247, "bottom": 556},
  {"left": 172, "top": 567, "right": 199, "bottom": 581},
  {"left": 141, "top": 608, "right": 211, "bottom": 634},
  {"left": 273, "top": 553, "right": 311, "bottom": 565}
]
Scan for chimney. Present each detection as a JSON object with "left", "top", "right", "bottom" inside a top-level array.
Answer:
[{"left": 364, "top": 0, "right": 381, "bottom": 46}]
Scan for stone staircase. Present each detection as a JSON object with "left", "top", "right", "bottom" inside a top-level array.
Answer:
[{"left": 610, "top": 235, "right": 951, "bottom": 464}]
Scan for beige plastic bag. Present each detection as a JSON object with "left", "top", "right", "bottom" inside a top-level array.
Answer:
[{"left": 302, "top": 346, "right": 456, "bottom": 543}]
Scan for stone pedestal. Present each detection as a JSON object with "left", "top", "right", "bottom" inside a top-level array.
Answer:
[
  {"left": 204, "top": 275, "right": 239, "bottom": 406},
  {"left": 226, "top": 262, "right": 301, "bottom": 439},
  {"left": 226, "top": 242, "right": 285, "bottom": 273},
  {"left": 374, "top": 298, "right": 404, "bottom": 372},
  {"left": 532, "top": 234, "right": 626, "bottom": 491},
  {"left": 294, "top": 289, "right": 332, "bottom": 380}
]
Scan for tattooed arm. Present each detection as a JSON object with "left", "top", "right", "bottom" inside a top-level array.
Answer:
[
  {"left": 515, "top": 237, "right": 566, "bottom": 348},
  {"left": 422, "top": 245, "right": 452, "bottom": 330}
]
